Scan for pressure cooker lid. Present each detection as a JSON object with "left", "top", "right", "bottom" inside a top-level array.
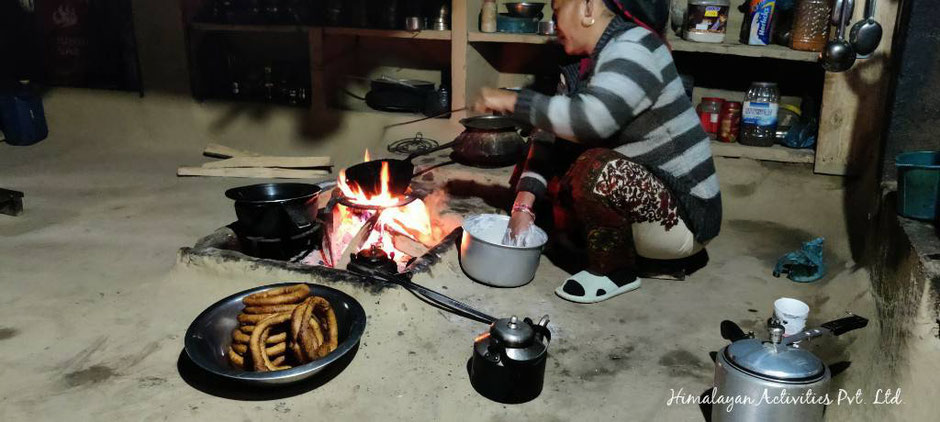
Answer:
[{"left": 725, "top": 339, "right": 826, "bottom": 381}]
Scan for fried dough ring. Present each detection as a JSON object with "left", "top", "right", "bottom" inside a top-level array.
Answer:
[
  {"left": 232, "top": 329, "right": 285, "bottom": 345},
  {"left": 300, "top": 314, "right": 326, "bottom": 360},
  {"left": 243, "top": 284, "right": 310, "bottom": 306},
  {"left": 243, "top": 304, "right": 300, "bottom": 314},
  {"left": 270, "top": 355, "right": 288, "bottom": 367},
  {"left": 289, "top": 298, "right": 316, "bottom": 362},
  {"left": 232, "top": 341, "right": 286, "bottom": 357},
  {"left": 228, "top": 346, "right": 245, "bottom": 369},
  {"left": 309, "top": 296, "right": 339, "bottom": 354},
  {"left": 249, "top": 313, "right": 292, "bottom": 371},
  {"left": 238, "top": 312, "right": 278, "bottom": 325},
  {"left": 239, "top": 325, "right": 255, "bottom": 334}
]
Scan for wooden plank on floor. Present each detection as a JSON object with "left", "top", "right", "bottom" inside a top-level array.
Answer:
[
  {"left": 177, "top": 167, "right": 330, "bottom": 178},
  {"left": 202, "top": 156, "right": 332, "bottom": 169}
]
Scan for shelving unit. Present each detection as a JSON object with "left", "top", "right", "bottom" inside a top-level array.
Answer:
[
  {"left": 468, "top": 32, "right": 555, "bottom": 44},
  {"left": 190, "top": 22, "right": 311, "bottom": 33},
  {"left": 179, "top": 0, "right": 901, "bottom": 175},
  {"left": 322, "top": 27, "right": 452, "bottom": 40},
  {"left": 667, "top": 35, "right": 819, "bottom": 63}
]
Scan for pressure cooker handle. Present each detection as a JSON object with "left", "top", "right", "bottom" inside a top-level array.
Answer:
[
  {"left": 820, "top": 314, "right": 869, "bottom": 336},
  {"left": 720, "top": 320, "right": 749, "bottom": 342}
]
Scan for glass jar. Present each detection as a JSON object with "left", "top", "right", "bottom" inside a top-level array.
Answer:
[
  {"left": 740, "top": 82, "right": 780, "bottom": 147},
  {"left": 718, "top": 101, "right": 742, "bottom": 143},
  {"left": 791, "top": 0, "right": 831, "bottom": 52},
  {"left": 696, "top": 97, "right": 725, "bottom": 139}
]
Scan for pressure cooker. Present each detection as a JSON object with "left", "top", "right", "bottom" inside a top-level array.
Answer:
[{"left": 712, "top": 314, "right": 868, "bottom": 422}]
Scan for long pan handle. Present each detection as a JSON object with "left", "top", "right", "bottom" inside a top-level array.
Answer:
[
  {"left": 373, "top": 272, "right": 497, "bottom": 324},
  {"left": 405, "top": 140, "right": 458, "bottom": 163}
]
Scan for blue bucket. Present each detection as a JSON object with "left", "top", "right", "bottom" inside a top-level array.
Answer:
[{"left": 896, "top": 151, "right": 940, "bottom": 220}]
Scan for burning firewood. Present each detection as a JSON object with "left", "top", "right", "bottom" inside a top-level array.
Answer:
[
  {"left": 391, "top": 232, "right": 430, "bottom": 259},
  {"left": 335, "top": 211, "right": 381, "bottom": 270}
]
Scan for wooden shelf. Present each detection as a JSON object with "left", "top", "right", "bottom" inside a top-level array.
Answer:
[
  {"left": 711, "top": 141, "right": 815, "bottom": 164},
  {"left": 323, "top": 27, "right": 452, "bottom": 40},
  {"left": 468, "top": 31, "right": 556, "bottom": 44},
  {"left": 668, "top": 35, "right": 820, "bottom": 63},
  {"left": 190, "top": 22, "right": 311, "bottom": 33}
]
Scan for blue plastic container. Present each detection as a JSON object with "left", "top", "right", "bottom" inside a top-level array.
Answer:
[
  {"left": 0, "top": 81, "right": 48, "bottom": 146},
  {"left": 896, "top": 151, "right": 940, "bottom": 220}
]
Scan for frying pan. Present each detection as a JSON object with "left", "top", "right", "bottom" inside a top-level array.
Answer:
[{"left": 343, "top": 115, "right": 528, "bottom": 197}]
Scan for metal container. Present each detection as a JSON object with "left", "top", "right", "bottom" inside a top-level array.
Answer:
[
  {"left": 453, "top": 115, "right": 529, "bottom": 168},
  {"left": 538, "top": 20, "right": 556, "bottom": 35},
  {"left": 712, "top": 315, "right": 868, "bottom": 422},
  {"left": 470, "top": 315, "right": 551, "bottom": 403},
  {"left": 404, "top": 16, "right": 426, "bottom": 31},
  {"left": 504, "top": 2, "right": 545, "bottom": 19},
  {"left": 183, "top": 282, "right": 367, "bottom": 386},
  {"left": 460, "top": 214, "right": 547, "bottom": 287}
]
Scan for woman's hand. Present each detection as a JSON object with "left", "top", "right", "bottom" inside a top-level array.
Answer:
[
  {"left": 507, "top": 210, "right": 535, "bottom": 238},
  {"left": 501, "top": 191, "right": 537, "bottom": 246},
  {"left": 473, "top": 87, "right": 518, "bottom": 115}
]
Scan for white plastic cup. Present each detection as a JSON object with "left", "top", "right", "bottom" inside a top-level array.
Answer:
[{"left": 774, "top": 298, "right": 810, "bottom": 336}]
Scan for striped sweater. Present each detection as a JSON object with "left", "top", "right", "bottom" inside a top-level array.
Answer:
[{"left": 513, "top": 17, "right": 721, "bottom": 243}]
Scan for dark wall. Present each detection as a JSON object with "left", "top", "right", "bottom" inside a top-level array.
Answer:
[
  {"left": 882, "top": 0, "right": 940, "bottom": 182},
  {"left": 0, "top": 1, "right": 42, "bottom": 82}
]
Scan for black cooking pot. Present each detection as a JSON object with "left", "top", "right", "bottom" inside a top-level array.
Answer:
[{"left": 225, "top": 183, "right": 322, "bottom": 238}]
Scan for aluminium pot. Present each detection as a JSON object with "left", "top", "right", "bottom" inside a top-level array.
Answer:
[
  {"left": 225, "top": 183, "right": 321, "bottom": 238},
  {"left": 459, "top": 214, "right": 547, "bottom": 287},
  {"left": 711, "top": 315, "right": 868, "bottom": 422}
]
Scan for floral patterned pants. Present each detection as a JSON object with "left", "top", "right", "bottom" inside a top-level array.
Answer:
[{"left": 549, "top": 148, "right": 695, "bottom": 275}]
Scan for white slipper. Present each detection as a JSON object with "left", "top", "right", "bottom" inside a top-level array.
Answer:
[{"left": 555, "top": 271, "right": 642, "bottom": 303}]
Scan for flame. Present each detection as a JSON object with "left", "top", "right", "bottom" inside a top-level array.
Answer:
[
  {"left": 364, "top": 149, "right": 371, "bottom": 162},
  {"left": 331, "top": 150, "right": 437, "bottom": 270}
]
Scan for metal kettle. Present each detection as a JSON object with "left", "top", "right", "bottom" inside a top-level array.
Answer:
[
  {"left": 712, "top": 314, "right": 869, "bottom": 422},
  {"left": 469, "top": 315, "right": 551, "bottom": 403}
]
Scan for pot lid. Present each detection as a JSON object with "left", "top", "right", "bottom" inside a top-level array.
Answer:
[
  {"left": 460, "top": 115, "right": 519, "bottom": 130},
  {"left": 491, "top": 316, "right": 534, "bottom": 347},
  {"left": 725, "top": 339, "right": 826, "bottom": 381}
]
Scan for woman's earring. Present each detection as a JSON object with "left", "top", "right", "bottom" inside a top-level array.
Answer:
[{"left": 581, "top": 16, "right": 596, "bottom": 27}]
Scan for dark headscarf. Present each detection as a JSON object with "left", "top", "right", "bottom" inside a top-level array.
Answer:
[
  {"left": 601, "top": 0, "right": 669, "bottom": 37},
  {"left": 571, "top": 0, "right": 671, "bottom": 79}
]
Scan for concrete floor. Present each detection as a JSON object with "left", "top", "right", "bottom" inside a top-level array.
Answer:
[{"left": 0, "top": 89, "right": 889, "bottom": 420}]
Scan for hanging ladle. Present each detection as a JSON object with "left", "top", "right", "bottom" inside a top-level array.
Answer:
[
  {"left": 821, "top": 0, "right": 856, "bottom": 72},
  {"left": 849, "top": 0, "right": 883, "bottom": 57}
]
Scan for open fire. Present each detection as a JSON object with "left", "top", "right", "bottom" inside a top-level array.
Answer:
[{"left": 326, "top": 151, "right": 454, "bottom": 272}]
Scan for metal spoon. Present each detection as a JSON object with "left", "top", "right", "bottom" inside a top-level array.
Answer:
[
  {"left": 821, "top": 0, "right": 856, "bottom": 72},
  {"left": 850, "top": 0, "right": 883, "bottom": 57}
]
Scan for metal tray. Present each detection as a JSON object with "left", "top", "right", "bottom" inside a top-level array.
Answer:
[{"left": 184, "top": 282, "right": 366, "bottom": 386}]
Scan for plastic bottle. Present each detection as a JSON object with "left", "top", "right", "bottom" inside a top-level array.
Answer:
[{"left": 739, "top": 82, "right": 780, "bottom": 147}]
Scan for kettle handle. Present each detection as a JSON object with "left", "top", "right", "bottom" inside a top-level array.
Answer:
[{"left": 820, "top": 314, "right": 869, "bottom": 336}]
